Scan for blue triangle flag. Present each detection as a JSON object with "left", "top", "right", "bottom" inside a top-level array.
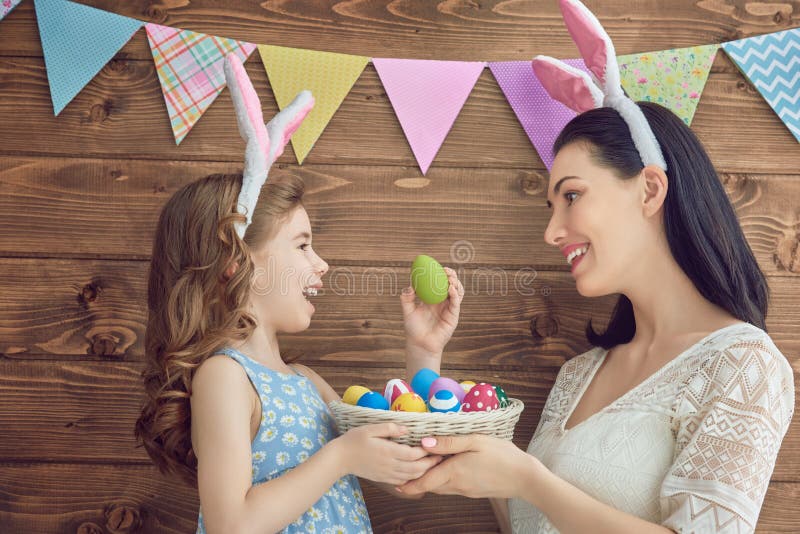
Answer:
[
  {"left": 34, "top": 0, "right": 144, "bottom": 115},
  {"left": 723, "top": 29, "right": 800, "bottom": 142}
]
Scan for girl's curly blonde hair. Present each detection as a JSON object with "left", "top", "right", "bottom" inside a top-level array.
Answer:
[{"left": 134, "top": 172, "right": 304, "bottom": 485}]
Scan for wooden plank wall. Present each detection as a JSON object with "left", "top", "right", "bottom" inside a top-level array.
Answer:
[{"left": 1, "top": 1, "right": 798, "bottom": 532}]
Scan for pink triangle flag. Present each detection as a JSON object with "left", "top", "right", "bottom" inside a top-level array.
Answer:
[
  {"left": 489, "top": 59, "right": 589, "bottom": 170},
  {"left": 373, "top": 58, "right": 485, "bottom": 175}
]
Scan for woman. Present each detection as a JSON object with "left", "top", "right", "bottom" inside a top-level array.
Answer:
[{"left": 397, "top": 2, "right": 795, "bottom": 532}]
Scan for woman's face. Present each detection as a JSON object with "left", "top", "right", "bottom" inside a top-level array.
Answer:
[
  {"left": 545, "top": 142, "right": 651, "bottom": 297},
  {"left": 249, "top": 206, "right": 329, "bottom": 333}
]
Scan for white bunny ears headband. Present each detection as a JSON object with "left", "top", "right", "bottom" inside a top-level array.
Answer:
[
  {"left": 223, "top": 54, "right": 315, "bottom": 238},
  {"left": 532, "top": 0, "right": 667, "bottom": 171}
]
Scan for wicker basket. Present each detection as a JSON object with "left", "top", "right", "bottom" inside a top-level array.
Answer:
[{"left": 328, "top": 398, "right": 524, "bottom": 446}]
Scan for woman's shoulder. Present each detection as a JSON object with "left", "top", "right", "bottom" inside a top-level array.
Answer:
[
  {"left": 699, "top": 322, "right": 791, "bottom": 375},
  {"left": 683, "top": 322, "right": 794, "bottom": 407},
  {"left": 554, "top": 346, "right": 606, "bottom": 388}
]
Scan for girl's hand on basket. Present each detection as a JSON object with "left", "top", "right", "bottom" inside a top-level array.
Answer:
[
  {"left": 396, "top": 434, "right": 537, "bottom": 499},
  {"left": 333, "top": 423, "right": 443, "bottom": 485}
]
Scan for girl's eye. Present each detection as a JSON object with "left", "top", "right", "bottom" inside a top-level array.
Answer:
[
  {"left": 300, "top": 243, "right": 311, "bottom": 251},
  {"left": 564, "top": 191, "right": 579, "bottom": 205}
]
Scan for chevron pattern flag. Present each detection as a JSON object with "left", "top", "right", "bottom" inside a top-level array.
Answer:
[{"left": 722, "top": 28, "right": 800, "bottom": 142}]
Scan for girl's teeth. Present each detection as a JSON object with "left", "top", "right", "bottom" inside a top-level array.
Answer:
[{"left": 304, "top": 288, "right": 318, "bottom": 297}]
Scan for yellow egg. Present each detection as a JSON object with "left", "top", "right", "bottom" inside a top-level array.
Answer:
[
  {"left": 391, "top": 392, "right": 428, "bottom": 412},
  {"left": 459, "top": 380, "right": 476, "bottom": 393},
  {"left": 342, "top": 385, "right": 371, "bottom": 405}
]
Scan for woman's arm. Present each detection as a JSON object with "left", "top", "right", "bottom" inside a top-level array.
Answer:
[
  {"left": 398, "top": 435, "right": 674, "bottom": 534},
  {"left": 489, "top": 498, "right": 512, "bottom": 534},
  {"left": 192, "top": 356, "right": 440, "bottom": 534}
]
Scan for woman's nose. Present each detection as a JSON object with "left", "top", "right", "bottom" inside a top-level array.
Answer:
[{"left": 544, "top": 213, "right": 566, "bottom": 247}]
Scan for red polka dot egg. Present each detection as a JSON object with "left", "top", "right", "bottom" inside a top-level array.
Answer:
[{"left": 462, "top": 382, "right": 500, "bottom": 412}]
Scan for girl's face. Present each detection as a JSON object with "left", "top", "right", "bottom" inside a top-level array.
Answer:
[
  {"left": 249, "top": 206, "right": 329, "bottom": 333},
  {"left": 544, "top": 142, "right": 651, "bottom": 298}
]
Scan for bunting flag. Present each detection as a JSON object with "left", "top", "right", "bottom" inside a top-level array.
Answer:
[
  {"left": 618, "top": 44, "right": 719, "bottom": 125},
  {"left": 34, "top": 0, "right": 143, "bottom": 115},
  {"left": 1, "top": 0, "right": 22, "bottom": 21},
  {"left": 258, "top": 45, "right": 369, "bottom": 164},
  {"left": 146, "top": 23, "right": 256, "bottom": 145},
  {"left": 373, "top": 58, "right": 485, "bottom": 175},
  {"left": 723, "top": 28, "right": 800, "bottom": 142},
  {"left": 490, "top": 59, "right": 588, "bottom": 170}
]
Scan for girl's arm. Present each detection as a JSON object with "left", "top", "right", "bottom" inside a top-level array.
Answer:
[
  {"left": 192, "top": 356, "right": 440, "bottom": 534},
  {"left": 401, "top": 267, "right": 464, "bottom": 378}
]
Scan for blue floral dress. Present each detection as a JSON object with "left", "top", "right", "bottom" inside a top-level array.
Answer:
[{"left": 197, "top": 347, "right": 372, "bottom": 533}]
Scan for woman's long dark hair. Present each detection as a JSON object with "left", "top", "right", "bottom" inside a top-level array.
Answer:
[{"left": 552, "top": 102, "right": 769, "bottom": 349}]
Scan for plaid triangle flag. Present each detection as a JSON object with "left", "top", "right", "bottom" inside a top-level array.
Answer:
[
  {"left": 146, "top": 23, "right": 256, "bottom": 144},
  {"left": 723, "top": 28, "right": 800, "bottom": 142},
  {"left": 618, "top": 44, "right": 719, "bottom": 125}
]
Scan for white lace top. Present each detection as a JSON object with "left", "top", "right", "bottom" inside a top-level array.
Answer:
[{"left": 508, "top": 323, "right": 794, "bottom": 533}]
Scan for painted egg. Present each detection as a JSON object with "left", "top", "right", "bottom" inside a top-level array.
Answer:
[
  {"left": 494, "top": 385, "right": 510, "bottom": 408},
  {"left": 391, "top": 392, "right": 428, "bottom": 412},
  {"left": 428, "top": 390, "right": 461, "bottom": 413},
  {"left": 357, "top": 391, "right": 390, "bottom": 410},
  {"left": 462, "top": 383, "right": 500, "bottom": 412},
  {"left": 429, "top": 376, "right": 465, "bottom": 403},
  {"left": 459, "top": 380, "right": 476, "bottom": 393},
  {"left": 383, "top": 378, "right": 412, "bottom": 406},
  {"left": 410, "top": 254, "right": 449, "bottom": 305},
  {"left": 410, "top": 367, "right": 439, "bottom": 399},
  {"left": 342, "top": 385, "right": 371, "bottom": 405}
]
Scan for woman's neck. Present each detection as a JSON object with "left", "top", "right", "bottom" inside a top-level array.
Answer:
[{"left": 624, "top": 246, "right": 739, "bottom": 347}]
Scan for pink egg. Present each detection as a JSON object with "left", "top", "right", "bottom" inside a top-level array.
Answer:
[
  {"left": 383, "top": 378, "right": 412, "bottom": 406},
  {"left": 428, "top": 376, "right": 466, "bottom": 403},
  {"left": 462, "top": 382, "right": 500, "bottom": 412}
]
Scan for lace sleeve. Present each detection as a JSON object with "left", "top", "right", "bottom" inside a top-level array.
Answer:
[{"left": 660, "top": 336, "right": 795, "bottom": 533}]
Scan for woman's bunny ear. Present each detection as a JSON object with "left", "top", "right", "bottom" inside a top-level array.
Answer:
[
  {"left": 532, "top": 55, "right": 604, "bottom": 113},
  {"left": 265, "top": 90, "right": 315, "bottom": 165},
  {"left": 558, "top": 0, "right": 620, "bottom": 94}
]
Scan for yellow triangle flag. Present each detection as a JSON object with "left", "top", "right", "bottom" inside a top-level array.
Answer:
[{"left": 258, "top": 45, "right": 369, "bottom": 164}]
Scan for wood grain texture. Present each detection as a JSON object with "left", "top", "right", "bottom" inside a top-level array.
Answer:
[
  {"left": 1, "top": 158, "right": 798, "bottom": 275},
  {"left": 1, "top": 1, "right": 799, "bottom": 532},
  {"left": 0, "top": 55, "right": 800, "bottom": 173},
  {"left": 2, "top": 258, "right": 799, "bottom": 368},
  {"left": 0, "top": 466, "right": 798, "bottom": 533}
]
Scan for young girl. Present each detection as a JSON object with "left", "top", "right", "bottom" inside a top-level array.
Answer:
[
  {"left": 135, "top": 55, "right": 464, "bottom": 533},
  {"left": 399, "top": 2, "right": 794, "bottom": 533}
]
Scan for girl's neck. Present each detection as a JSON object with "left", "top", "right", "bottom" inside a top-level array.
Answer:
[{"left": 230, "top": 325, "right": 290, "bottom": 372}]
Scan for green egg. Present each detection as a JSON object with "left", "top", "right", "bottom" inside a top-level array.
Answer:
[{"left": 411, "top": 254, "right": 449, "bottom": 304}]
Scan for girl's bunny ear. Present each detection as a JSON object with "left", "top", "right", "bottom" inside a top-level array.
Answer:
[
  {"left": 265, "top": 90, "right": 315, "bottom": 165},
  {"left": 224, "top": 54, "right": 270, "bottom": 164},
  {"left": 558, "top": 0, "right": 620, "bottom": 94},
  {"left": 532, "top": 55, "right": 604, "bottom": 113}
]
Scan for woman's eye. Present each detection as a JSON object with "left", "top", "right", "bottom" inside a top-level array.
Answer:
[{"left": 565, "top": 191, "right": 579, "bottom": 204}]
